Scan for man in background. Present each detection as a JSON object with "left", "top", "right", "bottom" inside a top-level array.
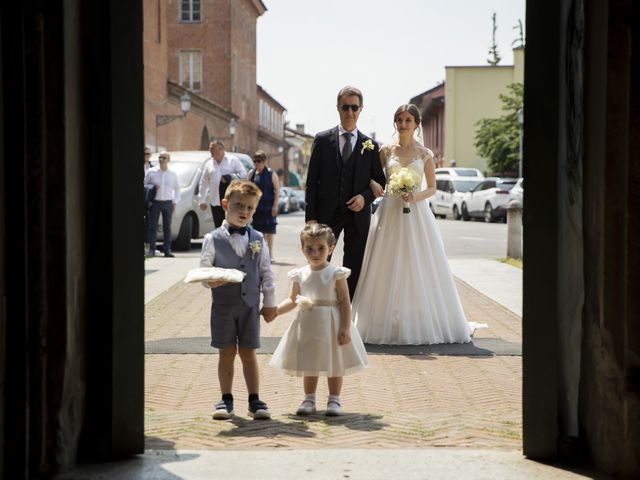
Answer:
[
  {"left": 198, "top": 140, "right": 246, "bottom": 228},
  {"left": 144, "top": 151, "right": 181, "bottom": 257}
]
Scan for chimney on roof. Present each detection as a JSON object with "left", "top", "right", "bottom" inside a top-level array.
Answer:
[{"left": 296, "top": 124, "right": 305, "bottom": 133}]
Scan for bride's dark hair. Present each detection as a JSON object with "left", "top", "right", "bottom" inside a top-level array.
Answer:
[{"left": 392, "top": 103, "right": 423, "bottom": 143}]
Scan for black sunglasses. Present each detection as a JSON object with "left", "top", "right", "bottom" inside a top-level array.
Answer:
[{"left": 340, "top": 104, "right": 361, "bottom": 112}]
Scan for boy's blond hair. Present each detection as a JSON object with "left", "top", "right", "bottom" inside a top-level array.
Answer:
[
  {"left": 300, "top": 223, "right": 336, "bottom": 247},
  {"left": 224, "top": 179, "right": 263, "bottom": 200}
]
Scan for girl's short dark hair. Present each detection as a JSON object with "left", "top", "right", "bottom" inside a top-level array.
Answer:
[{"left": 300, "top": 223, "right": 336, "bottom": 247}]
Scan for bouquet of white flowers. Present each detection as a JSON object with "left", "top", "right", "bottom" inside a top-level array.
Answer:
[{"left": 387, "top": 167, "right": 421, "bottom": 213}]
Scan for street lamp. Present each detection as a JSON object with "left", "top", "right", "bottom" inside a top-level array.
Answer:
[
  {"left": 228, "top": 118, "right": 236, "bottom": 152},
  {"left": 155, "top": 91, "right": 191, "bottom": 150},
  {"left": 517, "top": 108, "right": 524, "bottom": 178}
]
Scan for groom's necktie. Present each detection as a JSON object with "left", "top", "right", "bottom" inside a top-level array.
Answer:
[{"left": 341, "top": 132, "right": 353, "bottom": 161}]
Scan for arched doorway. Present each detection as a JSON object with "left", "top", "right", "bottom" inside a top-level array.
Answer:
[{"left": 200, "top": 125, "right": 210, "bottom": 150}]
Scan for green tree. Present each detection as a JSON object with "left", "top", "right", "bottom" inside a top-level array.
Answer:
[
  {"left": 474, "top": 83, "right": 524, "bottom": 174},
  {"left": 487, "top": 12, "right": 501, "bottom": 66}
]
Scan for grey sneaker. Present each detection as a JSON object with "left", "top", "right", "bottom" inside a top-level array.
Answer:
[
  {"left": 325, "top": 399, "right": 342, "bottom": 417},
  {"left": 296, "top": 399, "right": 317, "bottom": 416},
  {"left": 212, "top": 398, "right": 234, "bottom": 420},
  {"left": 247, "top": 399, "right": 271, "bottom": 420}
]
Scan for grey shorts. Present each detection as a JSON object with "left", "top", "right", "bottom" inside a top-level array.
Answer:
[{"left": 210, "top": 299, "right": 261, "bottom": 350}]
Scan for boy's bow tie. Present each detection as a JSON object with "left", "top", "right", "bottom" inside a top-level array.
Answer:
[{"left": 228, "top": 226, "right": 247, "bottom": 236}]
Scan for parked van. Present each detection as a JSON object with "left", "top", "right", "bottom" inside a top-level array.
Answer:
[{"left": 430, "top": 173, "right": 484, "bottom": 219}]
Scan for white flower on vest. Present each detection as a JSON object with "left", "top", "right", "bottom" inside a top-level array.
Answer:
[{"left": 249, "top": 240, "right": 262, "bottom": 259}]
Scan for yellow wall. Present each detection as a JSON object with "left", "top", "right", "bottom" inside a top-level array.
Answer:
[{"left": 444, "top": 48, "right": 524, "bottom": 173}]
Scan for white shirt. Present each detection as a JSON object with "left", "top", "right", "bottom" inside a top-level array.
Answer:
[
  {"left": 198, "top": 153, "right": 247, "bottom": 207},
  {"left": 199, "top": 221, "right": 276, "bottom": 307},
  {"left": 144, "top": 166, "right": 181, "bottom": 203},
  {"left": 338, "top": 125, "right": 358, "bottom": 156}
]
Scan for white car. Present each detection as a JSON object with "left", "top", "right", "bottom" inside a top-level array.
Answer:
[
  {"left": 149, "top": 150, "right": 252, "bottom": 250},
  {"left": 435, "top": 167, "right": 485, "bottom": 178},
  {"left": 430, "top": 174, "right": 484, "bottom": 219},
  {"left": 459, "top": 177, "right": 519, "bottom": 223}
]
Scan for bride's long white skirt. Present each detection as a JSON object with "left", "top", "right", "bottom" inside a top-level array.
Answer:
[{"left": 353, "top": 195, "right": 473, "bottom": 345}]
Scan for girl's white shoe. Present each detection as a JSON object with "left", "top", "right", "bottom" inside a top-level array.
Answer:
[
  {"left": 296, "top": 399, "right": 317, "bottom": 416},
  {"left": 326, "top": 399, "right": 342, "bottom": 416}
]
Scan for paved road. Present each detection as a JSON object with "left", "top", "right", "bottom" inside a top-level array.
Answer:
[{"left": 272, "top": 209, "right": 509, "bottom": 260}]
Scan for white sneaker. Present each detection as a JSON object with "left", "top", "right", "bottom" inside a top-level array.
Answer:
[
  {"left": 325, "top": 399, "right": 342, "bottom": 416},
  {"left": 296, "top": 399, "right": 317, "bottom": 416}
]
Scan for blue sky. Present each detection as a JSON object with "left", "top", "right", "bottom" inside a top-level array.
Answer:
[{"left": 257, "top": 0, "right": 525, "bottom": 144}]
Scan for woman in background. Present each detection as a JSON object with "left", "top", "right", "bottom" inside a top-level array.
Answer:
[{"left": 248, "top": 150, "right": 280, "bottom": 260}]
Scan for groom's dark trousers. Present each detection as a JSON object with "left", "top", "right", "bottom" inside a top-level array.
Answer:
[
  {"left": 328, "top": 207, "right": 369, "bottom": 298},
  {"left": 305, "top": 126, "right": 386, "bottom": 299}
]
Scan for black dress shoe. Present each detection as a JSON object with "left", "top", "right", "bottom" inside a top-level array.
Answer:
[{"left": 164, "top": 252, "right": 175, "bottom": 258}]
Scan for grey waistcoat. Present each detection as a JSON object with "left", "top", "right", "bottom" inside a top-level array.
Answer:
[{"left": 212, "top": 227, "right": 261, "bottom": 307}]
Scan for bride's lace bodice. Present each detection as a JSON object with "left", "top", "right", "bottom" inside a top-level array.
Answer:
[
  {"left": 383, "top": 145, "right": 433, "bottom": 180},
  {"left": 385, "top": 155, "right": 425, "bottom": 181}
]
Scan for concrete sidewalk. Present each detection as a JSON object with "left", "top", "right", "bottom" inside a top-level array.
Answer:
[
  {"left": 58, "top": 448, "right": 604, "bottom": 480},
  {"left": 145, "top": 252, "right": 201, "bottom": 305},
  {"left": 449, "top": 258, "right": 522, "bottom": 317}
]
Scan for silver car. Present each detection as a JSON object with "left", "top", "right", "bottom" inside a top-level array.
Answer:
[
  {"left": 151, "top": 150, "right": 255, "bottom": 250},
  {"left": 149, "top": 151, "right": 216, "bottom": 251}
]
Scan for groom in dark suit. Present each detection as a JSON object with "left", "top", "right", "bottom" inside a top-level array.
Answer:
[{"left": 305, "top": 86, "right": 386, "bottom": 298}]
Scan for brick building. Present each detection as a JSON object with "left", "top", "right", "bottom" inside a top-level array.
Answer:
[
  {"left": 410, "top": 82, "right": 445, "bottom": 168},
  {"left": 144, "top": 0, "right": 276, "bottom": 154},
  {"left": 257, "top": 85, "right": 286, "bottom": 171}
]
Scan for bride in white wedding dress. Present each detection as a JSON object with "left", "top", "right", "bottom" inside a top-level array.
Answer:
[{"left": 352, "top": 104, "right": 478, "bottom": 345}]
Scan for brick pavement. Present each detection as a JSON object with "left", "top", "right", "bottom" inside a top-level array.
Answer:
[{"left": 145, "top": 260, "right": 522, "bottom": 451}]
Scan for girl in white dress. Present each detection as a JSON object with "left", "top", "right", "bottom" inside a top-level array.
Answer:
[
  {"left": 270, "top": 224, "right": 368, "bottom": 416},
  {"left": 353, "top": 104, "right": 478, "bottom": 345}
]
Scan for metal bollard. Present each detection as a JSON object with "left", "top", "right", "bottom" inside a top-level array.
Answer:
[{"left": 507, "top": 200, "right": 523, "bottom": 259}]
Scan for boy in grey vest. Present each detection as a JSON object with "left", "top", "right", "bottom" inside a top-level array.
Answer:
[{"left": 200, "top": 180, "right": 277, "bottom": 420}]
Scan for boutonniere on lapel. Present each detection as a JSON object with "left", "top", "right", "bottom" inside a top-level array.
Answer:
[
  {"left": 249, "top": 240, "right": 262, "bottom": 259},
  {"left": 360, "top": 139, "right": 375, "bottom": 154}
]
